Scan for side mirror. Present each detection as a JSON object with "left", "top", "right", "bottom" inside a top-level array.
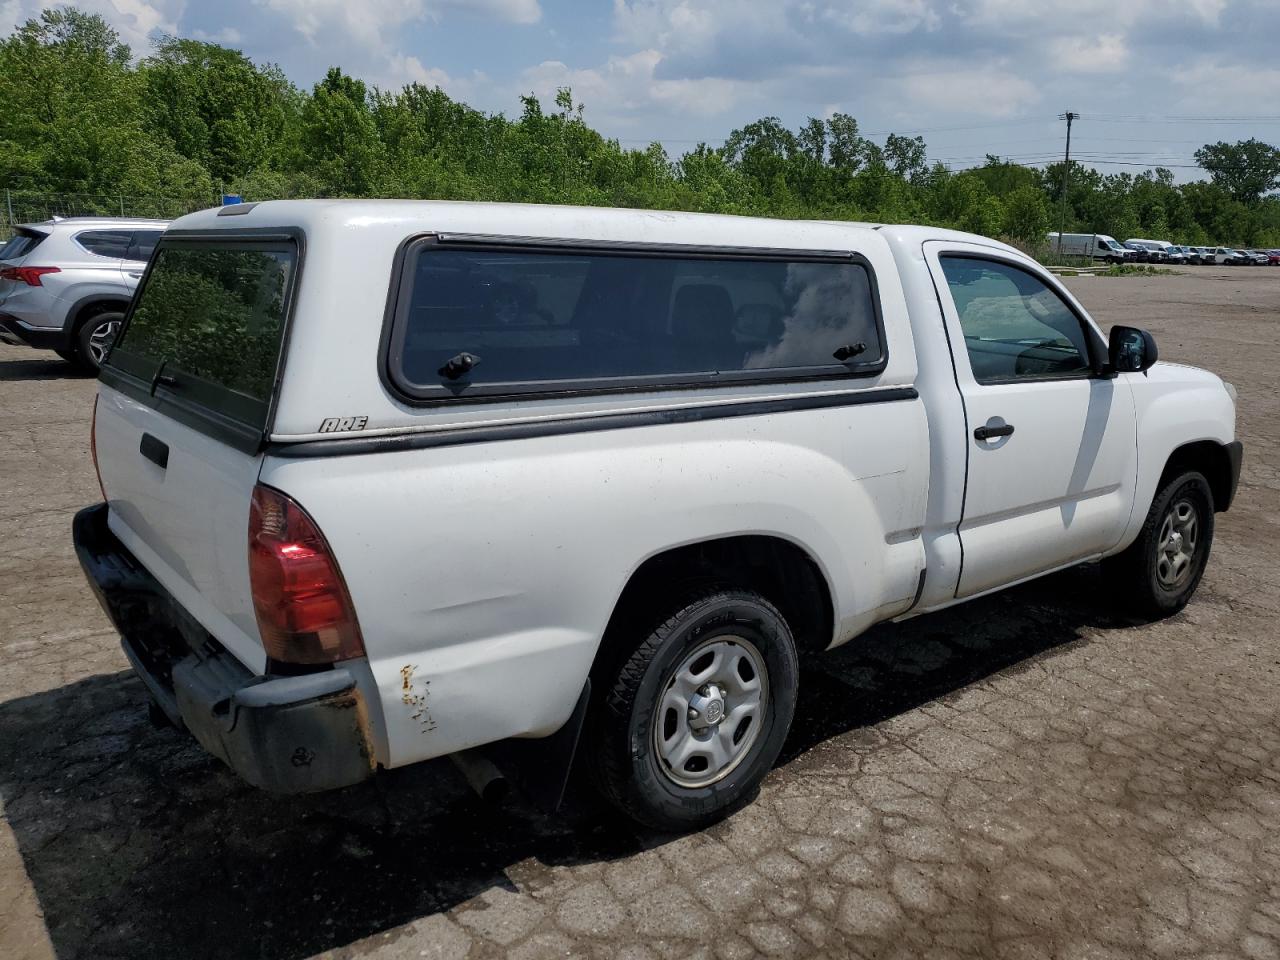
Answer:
[{"left": 1108, "top": 325, "right": 1158, "bottom": 375}]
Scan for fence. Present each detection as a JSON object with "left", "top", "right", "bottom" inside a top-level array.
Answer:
[{"left": 2, "top": 189, "right": 223, "bottom": 235}]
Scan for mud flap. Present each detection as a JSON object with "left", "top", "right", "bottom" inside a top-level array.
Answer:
[{"left": 479, "top": 680, "right": 591, "bottom": 812}]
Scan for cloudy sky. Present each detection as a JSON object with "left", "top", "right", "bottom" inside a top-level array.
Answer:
[{"left": 5, "top": 0, "right": 1280, "bottom": 179}]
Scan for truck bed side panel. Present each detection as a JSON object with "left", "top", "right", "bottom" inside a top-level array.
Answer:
[{"left": 260, "top": 390, "right": 929, "bottom": 767}]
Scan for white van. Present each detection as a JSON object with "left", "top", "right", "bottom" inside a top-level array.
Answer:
[{"left": 1046, "top": 233, "right": 1131, "bottom": 263}]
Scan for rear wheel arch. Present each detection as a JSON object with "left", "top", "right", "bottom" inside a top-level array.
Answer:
[{"left": 591, "top": 534, "right": 836, "bottom": 686}]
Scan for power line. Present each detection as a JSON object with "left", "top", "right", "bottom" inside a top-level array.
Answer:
[{"left": 1086, "top": 115, "right": 1280, "bottom": 124}]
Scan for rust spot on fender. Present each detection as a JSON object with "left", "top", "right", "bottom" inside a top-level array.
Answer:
[{"left": 400, "top": 664, "right": 436, "bottom": 733}]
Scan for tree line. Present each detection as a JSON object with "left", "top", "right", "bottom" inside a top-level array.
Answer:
[{"left": 3, "top": 7, "right": 1280, "bottom": 249}]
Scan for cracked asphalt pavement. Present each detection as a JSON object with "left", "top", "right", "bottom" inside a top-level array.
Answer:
[{"left": 1, "top": 266, "right": 1278, "bottom": 960}]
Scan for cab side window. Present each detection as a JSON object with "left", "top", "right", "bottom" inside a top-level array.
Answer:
[{"left": 940, "top": 256, "right": 1094, "bottom": 384}]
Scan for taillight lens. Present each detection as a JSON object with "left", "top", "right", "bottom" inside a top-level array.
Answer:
[
  {"left": 0, "top": 265, "right": 60, "bottom": 286},
  {"left": 90, "top": 394, "right": 106, "bottom": 501},
  {"left": 248, "top": 484, "right": 365, "bottom": 665}
]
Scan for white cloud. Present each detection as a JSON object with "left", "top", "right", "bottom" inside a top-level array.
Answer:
[
  {"left": 816, "top": 0, "right": 941, "bottom": 35},
  {"left": 522, "top": 49, "right": 742, "bottom": 126},
  {"left": 256, "top": 0, "right": 539, "bottom": 51},
  {"left": 1047, "top": 33, "right": 1128, "bottom": 73},
  {"left": 255, "top": 0, "right": 425, "bottom": 51},
  {"left": 192, "top": 26, "right": 244, "bottom": 44},
  {"left": 440, "top": 0, "right": 540, "bottom": 25},
  {"left": 1185, "top": 0, "right": 1228, "bottom": 22},
  {"left": 0, "top": 0, "right": 181, "bottom": 52},
  {"left": 613, "top": 0, "right": 790, "bottom": 54},
  {"left": 958, "top": 0, "right": 1228, "bottom": 28},
  {"left": 253, "top": 0, "right": 523, "bottom": 96},
  {"left": 376, "top": 52, "right": 454, "bottom": 91},
  {"left": 899, "top": 66, "right": 1041, "bottom": 118},
  {"left": 1169, "top": 58, "right": 1280, "bottom": 112}
]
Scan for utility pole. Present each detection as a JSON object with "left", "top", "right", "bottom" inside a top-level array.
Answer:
[{"left": 1056, "top": 112, "right": 1078, "bottom": 257}]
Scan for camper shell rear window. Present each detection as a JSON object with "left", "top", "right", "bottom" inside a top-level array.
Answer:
[
  {"left": 385, "top": 238, "right": 886, "bottom": 403},
  {"left": 103, "top": 236, "right": 298, "bottom": 451}
]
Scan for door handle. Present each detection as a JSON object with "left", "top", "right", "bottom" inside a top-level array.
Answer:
[
  {"left": 139, "top": 432, "right": 169, "bottom": 469},
  {"left": 974, "top": 422, "right": 1015, "bottom": 442}
]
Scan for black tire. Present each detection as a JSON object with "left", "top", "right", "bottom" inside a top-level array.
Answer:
[
  {"left": 75, "top": 310, "right": 126, "bottom": 373},
  {"left": 54, "top": 348, "right": 79, "bottom": 364},
  {"left": 589, "top": 588, "right": 799, "bottom": 832},
  {"left": 1103, "top": 471, "right": 1215, "bottom": 620}
]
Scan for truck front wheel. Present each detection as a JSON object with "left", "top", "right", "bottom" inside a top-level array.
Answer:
[
  {"left": 589, "top": 588, "right": 798, "bottom": 832},
  {"left": 1104, "top": 471, "right": 1215, "bottom": 619}
]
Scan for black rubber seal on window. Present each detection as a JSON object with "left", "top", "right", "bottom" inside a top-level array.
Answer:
[
  {"left": 378, "top": 233, "right": 891, "bottom": 407},
  {"left": 99, "top": 227, "right": 305, "bottom": 455}
]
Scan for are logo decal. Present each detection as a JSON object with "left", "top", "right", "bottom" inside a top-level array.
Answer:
[{"left": 318, "top": 416, "right": 369, "bottom": 434}]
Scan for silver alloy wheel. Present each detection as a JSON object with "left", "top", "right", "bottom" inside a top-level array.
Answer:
[
  {"left": 87, "top": 319, "right": 121, "bottom": 367},
  {"left": 1156, "top": 497, "right": 1199, "bottom": 588},
  {"left": 652, "top": 635, "right": 769, "bottom": 789}
]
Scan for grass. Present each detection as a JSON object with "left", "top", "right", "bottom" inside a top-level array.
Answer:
[{"left": 1099, "top": 264, "right": 1178, "bottom": 277}]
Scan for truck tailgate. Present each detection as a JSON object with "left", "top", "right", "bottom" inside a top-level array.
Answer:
[
  {"left": 93, "top": 236, "right": 299, "bottom": 673},
  {"left": 95, "top": 385, "right": 267, "bottom": 670}
]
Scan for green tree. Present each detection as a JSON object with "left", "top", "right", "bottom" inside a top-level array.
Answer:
[
  {"left": 142, "top": 37, "right": 299, "bottom": 184},
  {"left": 883, "top": 133, "right": 927, "bottom": 182},
  {"left": 6, "top": 5, "right": 1277, "bottom": 255},
  {"left": 825, "top": 113, "right": 865, "bottom": 175},
  {"left": 296, "top": 68, "right": 383, "bottom": 195},
  {"left": 0, "top": 8, "right": 212, "bottom": 200},
  {"left": 1194, "top": 138, "right": 1280, "bottom": 204},
  {"left": 1001, "top": 185, "right": 1051, "bottom": 245},
  {"left": 928, "top": 170, "right": 1001, "bottom": 235}
]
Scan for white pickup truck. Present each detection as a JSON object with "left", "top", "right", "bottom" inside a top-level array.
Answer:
[{"left": 75, "top": 200, "right": 1242, "bottom": 831}]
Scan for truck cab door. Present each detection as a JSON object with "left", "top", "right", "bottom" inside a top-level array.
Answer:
[{"left": 923, "top": 241, "right": 1138, "bottom": 599}]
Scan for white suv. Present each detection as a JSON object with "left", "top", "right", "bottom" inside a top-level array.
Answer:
[
  {"left": 0, "top": 216, "right": 169, "bottom": 371},
  {"left": 75, "top": 200, "right": 1242, "bottom": 830}
]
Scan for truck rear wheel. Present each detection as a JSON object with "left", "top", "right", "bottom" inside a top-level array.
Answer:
[
  {"left": 1104, "top": 471, "right": 1215, "bottom": 619},
  {"left": 589, "top": 588, "right": 798, "bottom": 832}
]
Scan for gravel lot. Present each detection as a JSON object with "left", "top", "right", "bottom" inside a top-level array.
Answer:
[{"left": 1, "top": 266, "right": 1278, "bottom": 960}]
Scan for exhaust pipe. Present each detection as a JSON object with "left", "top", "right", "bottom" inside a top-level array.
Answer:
[{"left": 449, "top": 749, "right": 510, "bottom": 804}]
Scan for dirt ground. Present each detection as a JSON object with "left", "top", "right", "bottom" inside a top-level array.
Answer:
[{"left": 1, "top": 265, "right": 1278, "bottom": 960}]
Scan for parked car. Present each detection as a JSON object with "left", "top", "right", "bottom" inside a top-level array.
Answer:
[
  {"left": 1243, "top": 249, "right": 1272, "bottom": 265},
  {"left": 1188, "top": 246, "right": 1213, "bottom": 265},
  {"left": 1266, "top": 250, "right": 1280, "bottom": 265},
  {"left": 1046, "top": 232, "right": 1132, "bottom": 263},
  {"left": 1125, "top": 239, "right": 1170, "bottom": 263},
  {"left": 0, "top": 216, "right": 170, "bottom": 372},
  {"left": 1163, "top": 246, "right": 1187, "bottom": 265},
  {"left": 1123, "top": 241, "right": 1151, "bottom": 262},
  {"left": 74, "top": 200, "right": 1243, "bottom": 831},
  {"left": 1208, "top": 247, "right": 1246, "bottom": 265}
]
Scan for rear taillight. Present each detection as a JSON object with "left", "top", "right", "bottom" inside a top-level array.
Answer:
[
  {"left": 248, "top": 484, "right": 365, "bottom": 665},
  {"left": 0, "top": 265, "right": 60, "bottom": 286},
  {"left": 90, "top": 394, "right": 106, "bottom": 501}
]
